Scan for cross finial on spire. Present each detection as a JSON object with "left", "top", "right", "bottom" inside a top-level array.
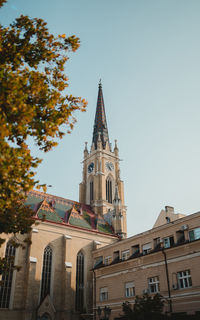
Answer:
[{"left": 99, "top": 78, "right": 102, "bottom": 88}]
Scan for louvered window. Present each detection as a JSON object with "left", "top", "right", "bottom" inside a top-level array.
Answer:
[
  {"left": 90, "top": 180, "right": 94, "bottom": 201},
  {"left": 106, "top": 178, "right": 112, "bottom": 203}
]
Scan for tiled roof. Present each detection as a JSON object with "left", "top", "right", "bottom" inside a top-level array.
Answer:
[{"left": 26, "top": 190, "right": 114, "bottom": 235}]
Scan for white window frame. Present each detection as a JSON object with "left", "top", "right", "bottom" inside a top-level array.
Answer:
[
  {"left": 125, "top": 282, "right": 135, "bottom": 297},
  {"left": 163, "top": 237, "right": 170, "bottom": 248},
  {"left": 104, "top": 256, "right": 112, "bottom": 266},
  {"left": 177, "top": 270, "right": 192, "bottom": 289},
  {"left": 100, "top": 287, "right": 108, "bottom": 301},
  {"left": 142, "top": 243, "right": 152, "bottom": 255},
  {"left": 122, "top": 249, "right": 130, "bottom": 261},
  {"left": 189, "top": 228, "right": 200, "bottom": 241},
  {"left": 148, "top": 276, "right": 160, "bottom": 293},
  {"left": 163, "top": 236, "right": 174, "bottom": 248}
]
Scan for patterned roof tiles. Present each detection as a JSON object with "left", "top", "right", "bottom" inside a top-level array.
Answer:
[{"left": 26, "top": 190, "right": 114, "bottom": 235}]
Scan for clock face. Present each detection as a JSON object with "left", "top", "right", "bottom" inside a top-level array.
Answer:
[
  {"left": 88, "top": 162, "right": 94, "bottom": 173},
  {"left": 106, "top": 161, "right": 114, "bottom": 171}
]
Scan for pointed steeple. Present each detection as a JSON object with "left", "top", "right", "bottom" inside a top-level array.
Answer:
[{"left": 92, "top": 80, "right": 109, "bottom": 149}]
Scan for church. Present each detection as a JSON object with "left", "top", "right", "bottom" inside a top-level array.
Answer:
[
  {"left": 0, "top": 82, "right": 126, "bottom": 320},
  {"left": 1, "top": 83, "right": 200, "bottom": 320}
]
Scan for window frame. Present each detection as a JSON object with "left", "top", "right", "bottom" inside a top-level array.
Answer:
[
  {"left": 142, "top": 243, "right": 152, "bottom": 255},
  {"left": 100, "top": 287, "right": 108, "bottom": 302},
  {"left": 106, "top": 177, "right": 113, "bottom": 204},
  {"left": 163, "top": 236, "right": 174, "bottom": 248},
  {"left": 40, "top": 245, "right": 53, "bottom": 302},
  {"left": 121, "top": 249, "right": 130, "bottom": 261},
  {"left": 90, "top": 180, "right": 94, "bottom": 201},
  {"left": 148, "top": 276, "right": 160, "bottom": 294},
  {"left": 189, "top": 228, "right": 200, "bottom": 242},
  {"left": 125, "top": 282, "right": 135, "bottom": 297},
  {"left": 0, "top": 242, "right": 16, "bottom": 309},
  {"left": 177, "top": 270, "right": 192, "bottom": 289},
  {"left": 104, "top": 256, "right": 112, "bottom": 266},
  {"left": 75, "top": 251, "right": 85, "bottom": 312}
]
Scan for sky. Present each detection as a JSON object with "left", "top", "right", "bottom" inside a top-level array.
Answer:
[{"left": 1, "top": 0, "right": 200, "bottom": 236}]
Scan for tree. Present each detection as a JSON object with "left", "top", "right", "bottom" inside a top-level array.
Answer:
[
  {"left": 0, "top": 0, "right": 87, "bottom": 269},
  {"left": 122, "top": 293, "right": 165, "bottom": 320}
]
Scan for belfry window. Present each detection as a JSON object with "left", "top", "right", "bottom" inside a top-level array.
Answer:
[
  {"left": 0, "top": 242, "right": 16, "bottom": 308},
  {"left": 106, "top": 178, "right": 112, "bottom": 203},
  {"left": 76, "top": 251, "right": 84, "bottom": 311},
  {"left": 40, "top": 246, "right": 52, "bottom": 302},
  {"left": 90, "top": 180, "right": 94, "bottom": 201}
]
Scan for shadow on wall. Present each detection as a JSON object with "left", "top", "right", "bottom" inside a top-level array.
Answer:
[
  {"left": 25, "top": 259, "right": 77, "bottom": 320},
  {"left": 0, "top": 236, "right": 95, "bottom": 320}
]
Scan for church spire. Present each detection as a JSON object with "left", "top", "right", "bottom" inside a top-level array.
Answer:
[{"left": 92, "top": 80, "right": 110, "bottom": 149}]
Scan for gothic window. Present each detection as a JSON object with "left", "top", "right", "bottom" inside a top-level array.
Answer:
[
  {"left": 90, "top": 180, "right": 94, "bottom": 201},
  {"left": 106, "top": 177, "right": 112, "bottom": 203},
  {"left": 0, "top": 242, "right": 16, "bottom": 308},
  {"left": 75, "top": 251, "right": 84, "bottom": 312},
  {"left": 40, "top": 246, "right": 52, "bottom": 302}
]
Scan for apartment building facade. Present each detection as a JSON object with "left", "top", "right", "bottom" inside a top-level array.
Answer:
[{"left": 93, "top": 208, "right": 200, "bottom": 319}]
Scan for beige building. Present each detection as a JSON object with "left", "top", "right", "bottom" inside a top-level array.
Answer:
[
  {"left": 93, "top": 206, "right": 200, "bottom": 318},
  {"left": 1, "top": 82, "right": 200, "bottom": 320},
  {"left": 0, "top": 83, "right": 124, "bottom": 320},
  {"left": 0, "top": 190, "right": 119, "bottom": 320}
]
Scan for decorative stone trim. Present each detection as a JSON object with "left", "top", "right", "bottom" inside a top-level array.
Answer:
[
  {"left": 30, "top": 257, "right": 37, "bottom": 263},
  {"left": 65, "top": 235, "right": 72, "bottom": 239},
  {"left": 94, "top": 240, "right": 101, "bottom": 245},
  {"left": 65, "top": 262, "right": 72, "bottom": 268},
  {"left": 32, "top": 228, "right": 39, "bottom": 233}
]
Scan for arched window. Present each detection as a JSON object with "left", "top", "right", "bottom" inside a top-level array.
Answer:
[
  {"left": 106, "top": 177, "right": 112, "bottom": 204},
  {"left": 0, "top": 242, "right": 16, "bottom": 308},
  {"left": 75, "top": 251, "right": 84, "bottom": 312},
  {"left": 40, "top": 246, "right": 52, "bottom": 302},
  {"left": 90, "top": 180, "right": 94, "bottom": 202}
]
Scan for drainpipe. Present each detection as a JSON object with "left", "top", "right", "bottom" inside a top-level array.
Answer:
[
  {"left": 162, "top": 248, "right": 172, "bottom": 315},
  {"left": 93, "top": 269, "right": 96, "bottom": 320}
]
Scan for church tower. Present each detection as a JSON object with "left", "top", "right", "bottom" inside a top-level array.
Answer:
[{"left": 79, "top": 81, "right": 127, "bottom": 238}]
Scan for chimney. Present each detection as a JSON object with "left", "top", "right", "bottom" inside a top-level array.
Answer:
[{"left": 165, "top": 206, "right": 174, "bottom": 214}]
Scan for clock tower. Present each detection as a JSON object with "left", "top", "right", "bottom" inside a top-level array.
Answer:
[{"left": 79, "top": 81, "right": 127, "bottom": 237}]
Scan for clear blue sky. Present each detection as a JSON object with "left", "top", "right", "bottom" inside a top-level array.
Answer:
[{"left": 1, "top": 0, "right": 200, "bottom": 236}]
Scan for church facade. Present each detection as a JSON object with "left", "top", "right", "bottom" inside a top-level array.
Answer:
[{"left": 0, "top": 83, "right": 125, "bottom": 320}]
